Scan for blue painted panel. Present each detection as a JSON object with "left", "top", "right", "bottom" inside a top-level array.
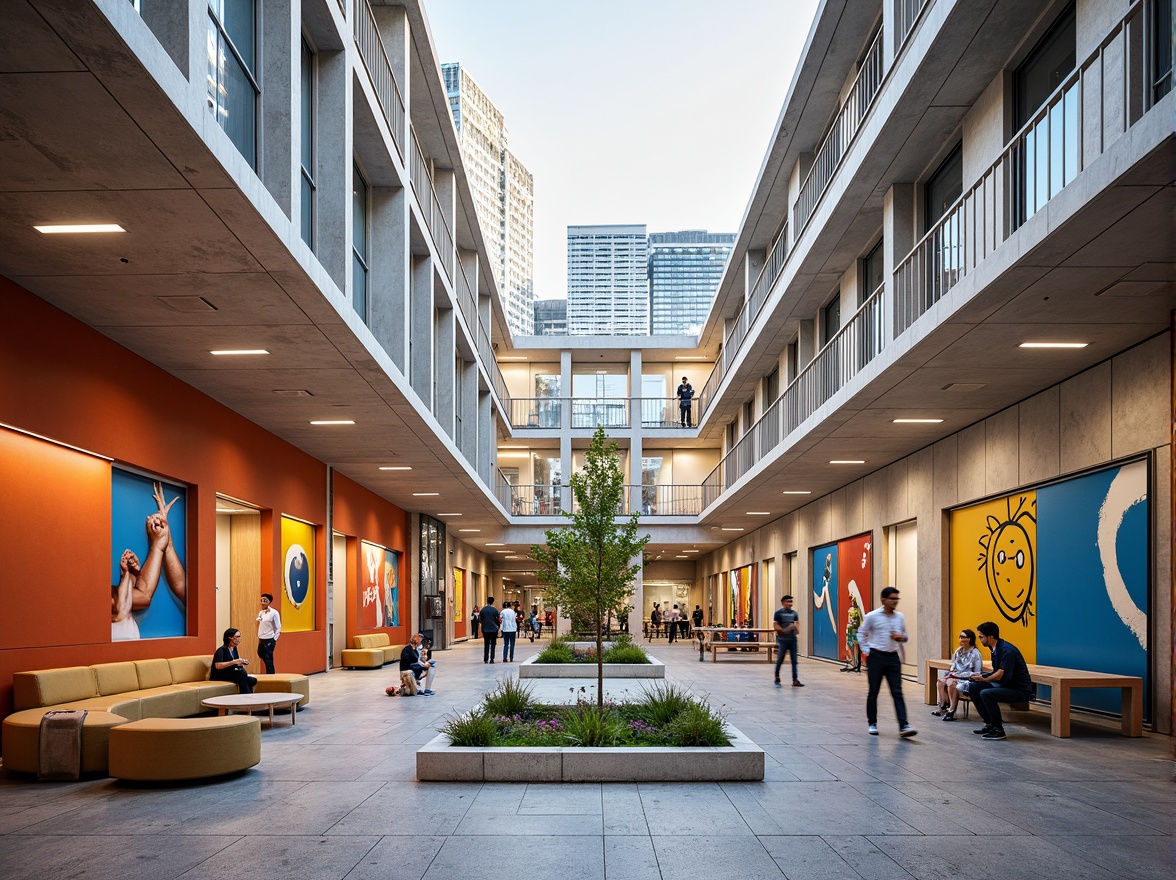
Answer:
[{"left": 812, "top": 543, "right": 839, "bottom": 660}]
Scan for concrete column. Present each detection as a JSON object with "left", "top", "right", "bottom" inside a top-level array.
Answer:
[
  {"left": 798, "top": 318, "right": 816, "bottom": 366},
  {"left": 369, "top": 185, "right": 409, "bottom": 372},
  {"left": 560, "top": 349, "right": 573, "bottom": 511},
  {"left": 746, "top": 247, "right": 767, "bottom": 297},
  {"left": 884, "top": 183, "right": 916, "bottom": 342},
  {"left": 375, "top": 4, "right": 409, "bottom": 110},
  {"left": 433, "top": 304, "right": 455, "bottom": 437},
  {"left": 459, "top": 358, "right": 478, "bottom": 463},
  {"left": 316, "top": 46, "right": 349, "bottom": 292},
  {"left": 629, "top": 348, "right": 642, "bottom": 514},
  {"left": 435, "top": 168, "right": 457, "bottom": 279},
  {"left": 185, "top": 0, "right": 206, "bottom": 89},
  {"left": 410, "top": 257, "right": 433, "bottom": 405},
  {"left": 628, "top": 555, "right": 644, "bottom": 639},
  {"left": 141, "top": 0, "right": 191, "bottom": 76},
  {"left": 478, "top": 390, "right": 493, "bottom": 485},
  {"left": 882, "top": 0, "right": 898, "bottom": 69},
  {"left": 260, "top": 0, "right": 294, "bottom": 217}
]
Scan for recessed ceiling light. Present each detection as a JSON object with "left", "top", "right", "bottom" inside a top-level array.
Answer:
[
  {"left": 830, "top": 460, "right": 864, "bottom": 465},
  {"left": 684, "top": 549, "right": 700, "bottom": 553},
  {"left": 458, "top": 528, "right": 481, "bottom": 532},
  {"left": 675, "top": 555, "right": 688, "bottom": 558},
  {"left": 412, "top": 492, "right": 439, "bottom": 496},
  {"left": 309, "top": 419, "right": 354, "bottom": 425},
  {"left": 498, "top": 356, "right": 528, "bottom": 361},
  {"left": 35, "top": 223, "right": 125, "bottom": 234},
  {"left": 497, "top": 452, "right": 530, "bottom": 458},
  {"left": 721, "top": 527, "right": 744, "bottom": 532},
  {"left": 437, "top": 513, "right": 461, "bottom": 517},
  {"left": 1020, "top": 342, "right": 1088, "bottom": 349},
  {"left": 747, "top": 511, "right": 771, "bottom": 515},
  {"left": 211, "top": 349, "right": 269, "bottom": 356},
  {"left": 379, "top": 466, "right": 412, "bottom": 471},
  {"left": 893, "top": 418, "right": 943, "bottom": 424},
  {"left": 674, "top": 355, "right": 709, "bottom": 360},
  {"left": 503, "top": 555, "right": 521, "bottom": 559},
  {"left": 485, "top": 542, "right": 505, "bottom": 546},
  {"left": 782, "top": 490, "right": 812, "bottom": 495}
]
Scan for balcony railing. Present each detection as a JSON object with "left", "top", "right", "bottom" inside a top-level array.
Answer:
[
  {"left": 895, "top": 0, "right": 931, "bottom": 53},
  {"left": 571, "top": 399, "right": 629, "bottom": 429},
  {"left": 637, "top": 398, "right": 697, "bottom": 428},
  {"left": 702, "top": 285, "right": 886, "bottom": 496},
  {"left": 634, "top": 484, "right": 706, "bottom": 516},
  {"left": 409, "top": 125, "right": 455, "bottom": 283},
  {"left": 894, "top": 0, "right": 1155, "bottom": 334},
  {"left": 794, "top": 26, "right": 885, "bottom": 234},
  {"left": 353, "top": 0, "right": 404, "bottom": 159},
  {"left": 510, "top": 397, "right": 562, "bottom": 428},
  {"left": 508, "top": 484, "right": 565, "bottom": 516}
]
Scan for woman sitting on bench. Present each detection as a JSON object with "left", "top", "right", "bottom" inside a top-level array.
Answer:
[
  {"left": 211, "top": 628, "right": 257, "bottom": 694},
  {"left": 932, "top": 628, "right": 981, "bottom": 721}
]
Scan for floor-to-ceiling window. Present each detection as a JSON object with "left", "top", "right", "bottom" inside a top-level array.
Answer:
[
  {"left": 206, "top": 0, "right": 258, "bottom": 168},
  {"left": 300, "top": 36, "right": 316, "bottom": 250},
  {"left": 352, "top": 164, "right": 369, "bottom": 321}
]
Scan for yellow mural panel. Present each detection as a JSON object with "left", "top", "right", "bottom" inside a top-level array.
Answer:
[
  {"left": 280, "top": 516, "right": 315, "bottom": 632},
  {"left": 949, "top": 492, "right": 1037, "bottom": 662},
  {"left": 453, "top": 568, "right": 464, "bottom": 622}
]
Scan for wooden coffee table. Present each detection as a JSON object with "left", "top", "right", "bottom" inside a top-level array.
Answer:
[{"left": 201, "top": 693, "right": 302, "bottom": 727}]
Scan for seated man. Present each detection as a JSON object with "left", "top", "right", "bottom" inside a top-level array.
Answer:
[
  {"left": 413, "top": 634, "right": 437, "bottom": 694},
  {"left": 397, "top": 633, "right": 435, "bottom": 695},
  {"left": 969, "top": 621, "right": 1035, "bottom": 740}
]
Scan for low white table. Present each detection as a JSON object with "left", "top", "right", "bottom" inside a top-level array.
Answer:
[{"left": 201, "top": 693, "right": 301, "bottom": 727}]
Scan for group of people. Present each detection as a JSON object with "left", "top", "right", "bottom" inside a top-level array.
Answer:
[
  {"left": 649, "top": 603, "right": 704, "bottom": 641},
  {"left": 476, "top": 597, "right": 542, "bottom": 663},
  {"left": 773, "top": 587, "right": 1035, "bottom": 741},
  {"left": 210, "top": 593, "right": 283, "bottom": 694},
  {"left": 385, "top": 632, "right": 438, "bottom": 696}
]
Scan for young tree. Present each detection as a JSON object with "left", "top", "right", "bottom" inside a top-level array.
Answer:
[{"left": 532, "top": 427, "right": 650, "bottom": 705}]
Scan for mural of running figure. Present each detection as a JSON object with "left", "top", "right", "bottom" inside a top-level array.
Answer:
[{"left": 813, "top": 552, "right": 836, "bottom": 634}]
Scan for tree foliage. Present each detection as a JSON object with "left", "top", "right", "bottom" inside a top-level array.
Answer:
[{"left": 532, "top": 427, "right": 650, "bottom": 705}]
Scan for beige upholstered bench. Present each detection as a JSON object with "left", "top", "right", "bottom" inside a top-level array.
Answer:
[
  {"left": 341, "top": 633, "right": 402, "bottom": 668},
  {"left": 1, "top": 710, "right": 129, "bottom": 776},
  {"left": 254, "top": 673, "right": 311, "bottom": 709},
  {"left": 108, "top": 716, "right": 261, "bottom": 781}
]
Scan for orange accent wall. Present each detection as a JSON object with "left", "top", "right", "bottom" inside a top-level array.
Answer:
[
  {"left": 0, "top": 277, "right": 335, "bottom": 731},
  {"left": 332, "top": 472, "right": 410, "bottom": 646}
]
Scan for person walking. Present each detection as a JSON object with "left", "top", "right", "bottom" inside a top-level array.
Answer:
[
  {"left": 500, "top": 600, "right": 518, "bottom": 662},
  {"left": 772, "top": 595, "right": 804, "bottom": 687},
  {"left": 479, "top": 597, "right": 501, "bottom": 664},
  {"left": 692, "top": 605, "right": 704, "bottom": 630},
  {"left": 256, "top": 592, "right": 281, "bottom": 674},
  {"left": 858, "top": 587, "right": 917, "bottom": 737},
  {"left": 665, "top": 604, "right": 680, "bottom": 643},
  {"left": 470, "top": 610, "right": 480, "bottom": 640},
  {"left": 676, "top": 377, "right": 695, "bottom": 427}
]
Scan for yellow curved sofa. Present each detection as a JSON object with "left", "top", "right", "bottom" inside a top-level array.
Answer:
[
  {"left": 2, "top": 656, "right": 309, "bottom": 776},
  {"left": 108, "top": 716, "right": 261, "bottom": 781},
  {"left": 341, "top": 633, "right": 403, "bottom": 668}
]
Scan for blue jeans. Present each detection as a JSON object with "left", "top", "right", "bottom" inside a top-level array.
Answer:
[
  {"left": 865, "top": 650, "right": 907, "bottom": 726},
  {"left": 502, "top": 631, "right": 517, "bottom": 661},
  {"left": 971, "top": 682, "right": 1030, "bottom": 728},
  {"left": 775, "top": 637, "right": 798, "bottom": 681}
]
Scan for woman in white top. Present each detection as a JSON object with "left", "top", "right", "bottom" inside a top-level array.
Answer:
[{"left": 933, "top": 628, "right": 983, "bottom": 721}]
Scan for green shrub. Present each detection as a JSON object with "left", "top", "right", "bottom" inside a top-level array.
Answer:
[
  {"left": 601, "top": 642, "right": 650, "bottom": 664},
  {"left": 441, "top": 710, "right": 497, "bottom": 747},
  {"left": 481, "top": 677, "right": 539, "bottom": 716},
  {"left": 665, "top": 702, "right": 730, "bottom": 747},
  {"left": 558, "top": 703, "right": 626, "bottom": 747},
  {"left": 535, "top": 642, "right": 575, "bottom": 664},
  {"left": 631, "top": 682, "right": 696, "bottom": 727}
]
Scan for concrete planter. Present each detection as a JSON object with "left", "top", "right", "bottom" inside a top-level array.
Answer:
[
  {"left": 518, "top": 655, "right": 665, "bottom": 679},
  {"left": 416, "top": 724, "right": 764, "bottom": 782}
]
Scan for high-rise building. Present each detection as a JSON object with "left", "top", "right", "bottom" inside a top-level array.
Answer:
[
  {"left": 442, "top": 63, "right": 534, "bottom": 336},
  {"left": 533, "top": 299, "right": 568, "bottom": 336},
  {"left": 567, "top": 224, "right": 649, "bottom": 335},
  {"left": 648, "top": 230, "right": 735, "bottom": 335}
]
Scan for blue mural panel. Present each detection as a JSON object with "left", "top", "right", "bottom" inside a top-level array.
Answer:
[
  {"left": 812, "top": 542, "right": 839, "bottom": 660},
  {"left": 1036, "top": 459, "right": 1148, "bottom": 714}
]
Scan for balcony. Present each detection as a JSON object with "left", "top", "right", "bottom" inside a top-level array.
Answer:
[
  {"left": 353, "top": 0, "right": 404, "bottom": 160},
  {"left": 409, "top": 124, "right": 454, "bottom": 283}
]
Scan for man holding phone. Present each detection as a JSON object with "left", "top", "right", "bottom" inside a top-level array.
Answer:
[{"left": 858, "top": 587, "right": 916, "bottom": 737}]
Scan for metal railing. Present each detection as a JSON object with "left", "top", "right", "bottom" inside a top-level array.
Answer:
[
  {"left": 637, "top": 398, "right": 696, "bottom": 428},
  {"left": 702, "top": 285, "right": 886, "bottom": 496},
  {"left": 571, "top": 399, "right": 629, "bottom": 429},
  {"left": 634, "top": 484, "right": 706, "bottom": 516},
  {"left": 510, "top": 398, "right": 563, "bottom": 428},
  {"left": 353, "top": 0, "right": 404, "bottom": 159},
  {"left": 894, "top": 1, "right": 1154, "bottom": 334},
  {"left": 895, "top": 0, "right": 931, "bottom": 53},
  {"left": 508, "top": 484, "right": 566, "bottom": 516},
  {"left": 409, "top": 124, "right": 454, "bottom": 282},
  {"left": 794, "top": 26, "right": 885, "bottom": 234}
]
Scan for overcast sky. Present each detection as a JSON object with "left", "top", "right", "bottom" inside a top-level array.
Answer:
[{"left": 422, "top": 0, "right": 821, "bottom": 299}]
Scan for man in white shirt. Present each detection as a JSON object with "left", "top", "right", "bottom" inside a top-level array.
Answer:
[
  {"left": 256, "top": 593, "right": 282, "bottom": 674},
  {"left": 500, "top": 601, "right": 518, "bottom": 662},
  {"left": 664, "top": 605, "right": 680, "bottom": 643},
  {"left": 857, "top": 586, "right": 916, "bottom": 738}
]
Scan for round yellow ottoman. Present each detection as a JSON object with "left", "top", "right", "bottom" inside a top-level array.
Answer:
[
  {"left": 108, "top": 716, "right": 261, "bottom": 781},
  {"left": 1, "top": 709, "right": 128, "bottom": 776}
]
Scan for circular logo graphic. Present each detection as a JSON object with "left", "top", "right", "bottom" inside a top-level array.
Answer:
[{"left": 284, "top": 544, "right": 310, "bottom": 608}]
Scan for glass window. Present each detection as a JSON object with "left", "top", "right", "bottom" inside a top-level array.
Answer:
[
  {"left": 821, "top": 296, "right": 841, "bottom": 346},
  {"left": 1154, "top": 0, "right": 1173, "bottom": 102},
  {"left": 763, "top": 366, "right": 779, "bottom": 404},
  {"left": 300, "top": 37, "right": 315, "bottom": 250},
  {"left": 924, "top": 144, "right": 962, "bottom": 232},
  {"left": 861, "top": 239, "right": 885, "bottom": 298},
  {"left": 352, "top": 165, "right": 369, "bottom": 322},
  {"left": 206, "top": 0, "right": 257, "bottom": 168}
]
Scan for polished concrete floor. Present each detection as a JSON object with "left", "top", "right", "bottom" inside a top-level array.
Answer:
[{"left": 1, "top": 636, "right": 1172, "bottom": 880}]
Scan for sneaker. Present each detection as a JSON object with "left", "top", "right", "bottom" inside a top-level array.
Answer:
[
  {"left": 867, "top": 723, "right": 879, "bottom": 735},
  {"left": 774, "top": 678, "right": 782, "bottom": 687},
  {"left": 981, "top": 728, "right": 1006, "bottom": 740},
  {"left": 899, "top": 724, "right": 917, "bottom": 738},
  {"left": 421, "top": 689, "right": 435, "bottom": 696},
  {"left": 792, "top": 681, "right": 805, "bottom": 687},
  {"left": 974, "top": 725, "right": 993, "bottom": 735}
]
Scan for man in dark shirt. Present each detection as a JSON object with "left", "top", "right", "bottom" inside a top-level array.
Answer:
[
  {"left": 479, "top": 597, "right": 502, "bottom": 664},
  {"left": 773, "top": 595, "right": 804, "bottom": 687},
  {"left": 969, "top": 621, "right": 1035, "bottom": 740},
  {"left": 676, "top": 377, "right": 695, "bottom": 427}
]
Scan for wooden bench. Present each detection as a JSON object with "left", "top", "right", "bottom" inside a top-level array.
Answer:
[
  {"left": 710, "top": 641, "right": 777, "bottom": 663},
  {"left": 924, "top": 659, "right": 1142, "bottom": 738}
]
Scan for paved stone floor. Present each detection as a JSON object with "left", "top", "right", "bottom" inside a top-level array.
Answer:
[{"left": 1, "top": 637, "right": 1172, "bottom": 879}]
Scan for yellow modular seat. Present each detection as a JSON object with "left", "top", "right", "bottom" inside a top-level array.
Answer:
[
  {"left": 341, "top": 633, "right": 402, "bottom": 668},
  {"left": 253, "top": 673, "right": 311, "bottom": 708},
  {"left": 108, "top": 716, "right": 261, "bottom": 781},
  {"left": 2, "top": 709, "right": 129, "bottom": 775}
]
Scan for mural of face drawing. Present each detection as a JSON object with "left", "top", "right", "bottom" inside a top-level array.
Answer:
[{"left": 977, "top": 496, "right": 1036, "bottom": 625}]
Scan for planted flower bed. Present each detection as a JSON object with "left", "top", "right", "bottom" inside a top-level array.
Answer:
[{"left": 519, "top": 635, "right": 664, "bottom": 679}]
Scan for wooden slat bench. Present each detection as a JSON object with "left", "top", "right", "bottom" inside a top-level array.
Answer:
[
  {"left": 924, "top": 659, "right": 1142, "bottom": 738},
  {"left": 710, "top": 641, "right": 777, "bottom": 663}
]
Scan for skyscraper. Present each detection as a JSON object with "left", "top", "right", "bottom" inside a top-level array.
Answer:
[
  {"left": 442, "top": 63, "right": 534, "bottom": 336},
  {"left": 648, "top": 230, "right": 736, "bottom": 335},
  {"left": 567, "top": 224, "right": 649, "bottom": 335},
  {"left": 533, "top": 299, "right": 568, "bottom": 336}
]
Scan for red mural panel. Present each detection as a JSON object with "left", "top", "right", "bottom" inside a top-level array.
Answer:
[{"left": 837, "top": 533, "right": 873, "bottom": 661}]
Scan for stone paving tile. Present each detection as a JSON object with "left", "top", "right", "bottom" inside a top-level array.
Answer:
[
  {"left": 637, "top": 783, "right": 756, "bottom": 835},
  {"left": 602, "top": 783, "right": 648, "bottom": 835},
  {"left": 424, "top": 836, "right": 605, "bottom": 880},
  {"left": 866, "top": 833, "right": 1127, "bottom": 880},
  {"left": 649, "top": 834, "right": 784, "bottom": 879},
  {"left": 339, "top": 835, "right": 446, "bottom": 880},
  {"left": 603, "top": 834, "right": 662, "bottom": 880},
  {"left": 176, "top": 834, "right": 379, "bottom": 880},
  {"left": 759, "top": 835, "right": 873, "bottom": 880},
  {"left": 519, "top": 782, "right": 602, "bottom": 814},
  {"left": 0, "top": 833, "right": 239, "bottom": 880},
  {"left": 735, "top": 781, "right": 922, "bottom": 836}
]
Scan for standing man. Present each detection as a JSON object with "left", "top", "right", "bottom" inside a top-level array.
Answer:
[
  {"left": 500, "top": 599, "right": 518, "bottom": 662},
  {"left": 470, "top": 609, "right": 480, "bottom": 640},
  {"left": 773, "top": 595, "right": 804, "bottom": 687},
  {"left": 665, "top": 604, "right": 680, "bottom": 643},
  {"left": 858, "top": 587, "right": 916, "bottom": 737},
  {"left": 479, "top": 596, "right": 501, "bottom": 664},
  {"left": 969, "top": 621, "right": 1035, "bottom": 740},
  {"left": 676, "top": 376, "right": 695, "bottom": 427},
  {"left": 692, "top": 604, "right": 705, "bottom": 631},
  {"left": 256, "top": 592, "right": 281, "bottom": 675}
]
